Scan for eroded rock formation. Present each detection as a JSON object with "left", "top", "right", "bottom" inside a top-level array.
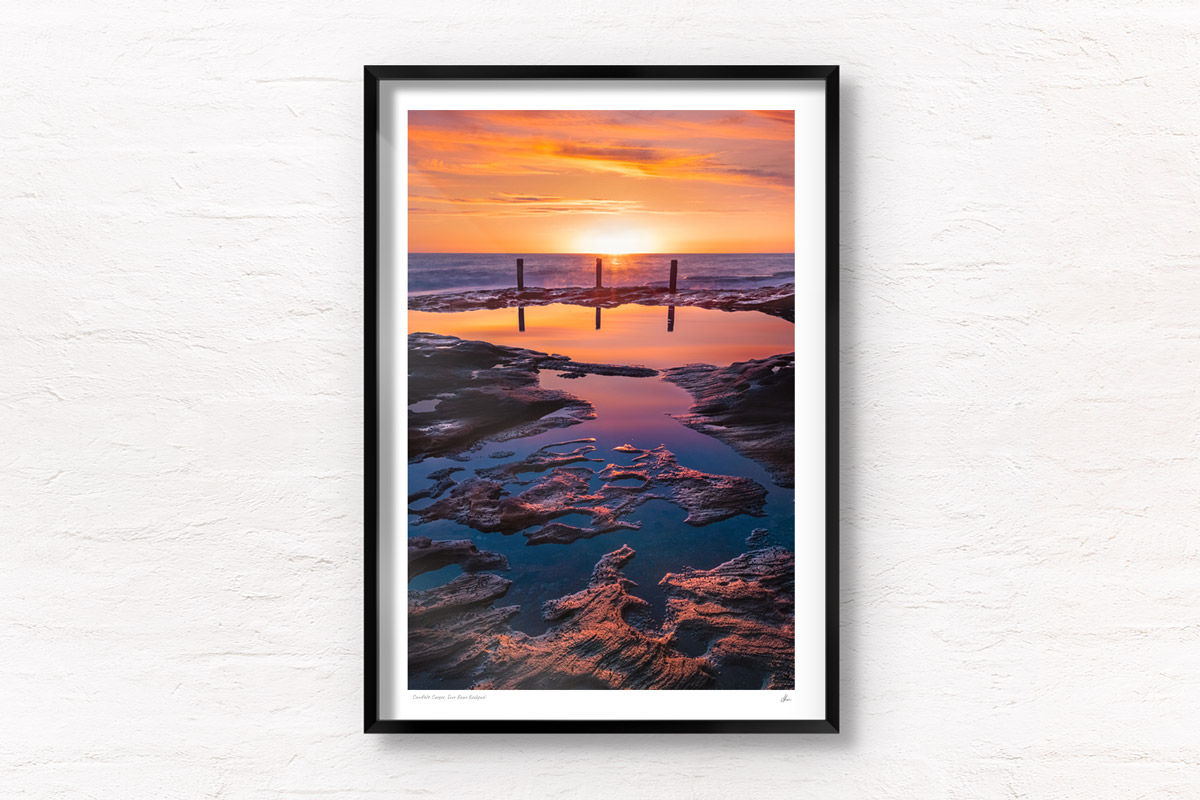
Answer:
[
  {"left": 407, "top": 544, "right": 797, "bottom": 691},
  {"left": 746, "top": 527, "right": 770, "bottom": 547},
  {"left": 407, "top": 536, "right": 508, "bottom": 579},
  {"left": 408, "top": 583, "right": 519, "bottom": 681},
  {"left": 409, "top": 283, "right": 796, "bottom": 322},
  {"left": 408, "top": 467, "right": 463, "bottom": 503},
  {"left": 411, "top": 443, "right": 766, "bottom": 545},
  {"left": 663, "top": 353, "right": 796, "bottom": 488},
  {"left": 407, "top": 333, "right": 669, "bottom": 461},
  {"left": 477, "top": 545, "right": 715, "bottom": 689},
  {"left": 408, "top": 333, "right": 596, "bottom": 462},
  {"left": 603, "top": 445, "right": 768, "bottom": 527},
  {"left": 660, "top": 546, "right": 796, "bottom": 690},
  {"left": 539, "top": 358, "right": 658, "bottom": 378},
  {"left": 409, "top": 572, "right": 512, "bottom": 623},
  {"left": 474, "top": 439, "right": 603, "bottom": 482}
]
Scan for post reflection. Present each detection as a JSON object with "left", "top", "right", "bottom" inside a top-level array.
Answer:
[
  {"left": 410, "top": 303, "right": 795, "bottom": 372},
  {"left": 667, "top": 305, "right": 675, "bottom": 333},
  {"left": 518, "top": 306, "right": 525, "bottom": 332},
  {"left": 595, "top": 306, "right": 601, "bottom": 330}
]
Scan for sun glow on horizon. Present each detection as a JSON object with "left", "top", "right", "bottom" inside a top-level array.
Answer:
[{"left": 571, "top": 225, "right": 660, "bottom": 255}]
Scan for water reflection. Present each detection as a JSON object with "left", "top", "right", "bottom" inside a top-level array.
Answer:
[
  {"left": 407, "top": 369, "right": 796, "bottom": 645},
  {"left": 411, "top": 303, "right": 793, "bottom": 371},
  {"left": 406, "top": 299, "right": 797, "bottom": 689}
]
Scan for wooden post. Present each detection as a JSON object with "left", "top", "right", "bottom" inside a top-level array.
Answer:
[
  {"left": 669, "top": 259, "right": 678, "bottom": 293},
  {"left": 518, "top": 306, "right": 525, "bottom": 332},
  {"left": 595, "top": 257, "right": 602, "bottom": 288},
  {"left": 667, "top": 305, "right": 675, "bottom": 333},
  {"left": 516, "top": 258, "right": 524, "bottom": 290}
]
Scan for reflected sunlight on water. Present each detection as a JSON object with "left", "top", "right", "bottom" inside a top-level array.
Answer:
[
  {"left": 408, "top": 303, "right": 794, "bottom": 370},
  {"left": 406, "top": 302, "right": 797, "bottom": 690}
]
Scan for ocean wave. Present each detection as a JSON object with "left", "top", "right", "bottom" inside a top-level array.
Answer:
[
  {"left": 680, "top": 274, "right": 794, "bottom": 284},
  {"left": 406, "top": 253, "right": 796, "bottom": 293}
]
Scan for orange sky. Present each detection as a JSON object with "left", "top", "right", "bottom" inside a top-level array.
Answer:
[{"left": 408, "top": 110, "right": 794, "bottom": 253}]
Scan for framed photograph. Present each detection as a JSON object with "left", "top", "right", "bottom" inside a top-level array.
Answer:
[{"left": 366, "top": 66, "right": 838, "bottom": 733}]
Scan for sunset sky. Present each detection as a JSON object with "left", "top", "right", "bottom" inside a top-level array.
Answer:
[{"left": 407, "top": 110, "right": 794, "bottom": 254}]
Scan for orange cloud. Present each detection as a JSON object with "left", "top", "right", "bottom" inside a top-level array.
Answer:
[
  {"left": 407, "top": 110, "right": 795, "bottom": 252},
  {"left": 409, "top": 193, "right": 647, "bottom": 215},
  {"left": 748, "top": 110, "right": 795, "bottom": 125}
]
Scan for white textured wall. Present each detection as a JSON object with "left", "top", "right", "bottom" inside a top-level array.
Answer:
[{"left": 4, "top": 1, "right": 1199, "bottom": 796}]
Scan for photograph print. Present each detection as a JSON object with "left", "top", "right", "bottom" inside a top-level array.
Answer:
[{"left": 405, "top": 109, "right": 800, "bottom": 691}]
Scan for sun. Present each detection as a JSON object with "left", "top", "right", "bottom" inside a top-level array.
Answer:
[{"left": 572, "top": 225, "right": 659, "bottom": 255}]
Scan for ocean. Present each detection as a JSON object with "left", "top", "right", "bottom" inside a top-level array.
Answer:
[{"left": 407, "top": 253, "right": 795, "bottom": 295}]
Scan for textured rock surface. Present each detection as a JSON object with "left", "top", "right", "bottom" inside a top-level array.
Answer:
[
  {"left": 600, "top": 445, "right": 768, "bottom": 526},
  {"left": 664, "top": 353, "right": 796, "bottom": 488},
  {"left": 474, "top": 439, "right": 604, "bottom": 481},
  {"left": 408, "top": 576, "right": 520, "bottom": 681},
  {"left": 407, "top": 333, "right": 667, "bottom": 461},
  {"left": 538, "top": 358, "right": 658, "bottom": 378},
  {"left": 409, "top": 572, "right": 513, "bottom": 624},
  {"left": 406, "top": 536, "right": 509, "bottom": 579},
  {"left": 411, "top": 443, "right": 766, "bottom": 542},
  {"left": 409, "top": 283, "right": 795, "bottom": 321},
  {"left": 407, "top": 333, "right": 596, "bottom": 461},
  {"left": 478, "top": 545, "right": 715, "bottom": 689},
  {"left": 6, "top": 2, "right": 1198, "bottom": 798},
  {"left": 407, "top": 466, "right": 463, "bottom": 503},
  {"left": 411, "top": 545, "right": 795, "bottom": 691},
  {"left": 660, "top": 546, "right": 796, "bottom": 690}
]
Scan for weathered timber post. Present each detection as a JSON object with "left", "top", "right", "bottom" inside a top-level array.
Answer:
[
  {"left": 669, "top": 259, "right": 678, "bottom": 293},
  {"left": 595, "top": 257, "right": 602, "bottom": 288},
  {"left": 516, "top": 258, "right": 524, "bottom": 290}
]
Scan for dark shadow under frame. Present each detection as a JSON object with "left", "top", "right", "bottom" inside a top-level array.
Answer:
[{"left": 365, "top": 65, "right": 839, "bottom": 734}]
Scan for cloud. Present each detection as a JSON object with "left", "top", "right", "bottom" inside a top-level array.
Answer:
[
  {"left": 411, "top": 157, "right": 558, "bottom": 176},
  {"left": 493, "top": 193, "right": 562, "bottom": 203},
  {"left": 714, "top": 167, "right": 793, "bottom": 186},
  {"left": 410, "top": 110, "right": 796, "bottom": 142},
  {"left": 406, "top": 109, "right": 795, "bottom": 217},
  {"left": 408, "top": 193, "right": 648, "bottom": 216},
  {"left": 749, "top": 110, "right": 795, "bottom": 125},
  {"left": 545, "top": 142, "right": 793, "bottom": 188}
]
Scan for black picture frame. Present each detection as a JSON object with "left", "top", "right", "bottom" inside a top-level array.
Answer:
[{"left": 365, "top": 65, "right": 839, "bottom": 734}]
